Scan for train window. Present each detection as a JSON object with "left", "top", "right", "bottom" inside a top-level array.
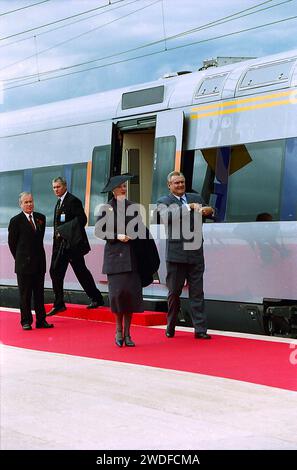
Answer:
[
  {"left": 122, "top": 86, "right": 164, "bottom": 110},
  {"left": 89, "top": 146, "right": 111, "bottom": 226},
  {"left": 281, "top": 137, "right": 297, "bottom": 220},
  {"left": 151, "top": 136, "right": 176, "bottom": 202},
  {"left": 71, "top": 163, "right": 87, "bottom": 205},
  {"left": 238, "top": 59, "right": 295, "bottom": 90},
  {"left": 194, "top": 74, "right": 228, "bottom": 99},
  {"left": 192, "top": 140, "right": 286, "bottom": 222},
  {"left": 31, "top": 165, "right": 64, "bottom": 226},
  {"left": 226, "top": 141, "right": 284, "bottom": 222},
  {"left": 124, "top": 149, "right": 140, "bottom": 202},
  {"left": 0, "top": 170, "right": 24, "bottom": 227},
  {"left": 192, "top": 150, "right": 210, "bottom": 199}
]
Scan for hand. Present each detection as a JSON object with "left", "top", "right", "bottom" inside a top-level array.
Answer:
[
  {"left": 188, "top": 203, "right": 202, "bottom": 211},
  {"left": 117, "top": 234, "right": 131, "bottom": 243},
  {"left": 200, "top": 206, "right": 214, "bottom": 216}
]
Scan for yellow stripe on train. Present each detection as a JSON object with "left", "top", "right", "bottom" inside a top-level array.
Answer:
[{"left": 191, "top": 89, "right": 297, "bottom": 119}]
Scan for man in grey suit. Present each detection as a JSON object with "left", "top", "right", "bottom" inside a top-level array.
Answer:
[{"left": 157, "top": 171, "right": 214, "bottom": 339}]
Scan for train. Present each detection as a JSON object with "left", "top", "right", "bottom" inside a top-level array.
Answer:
[{"left": 1, "top": 48, "right": 297, "bottom": 336}]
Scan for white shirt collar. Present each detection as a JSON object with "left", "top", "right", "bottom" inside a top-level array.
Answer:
[
  {"left": 59, "top": 191, "right": 67, "bottom": 204},
  {"left": 23, "top": 212, "right": 36, "bottom": 227},
  {"left": 173, "top": 194, "right": 186, "bottom": 201}
]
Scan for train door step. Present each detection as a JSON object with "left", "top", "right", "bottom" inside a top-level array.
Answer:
[
  {"left": 142, "top": 297, "right": 168, "bottom": 312},
  {"left": 44, "top": 304, "right": 167, "bottom": 326}
]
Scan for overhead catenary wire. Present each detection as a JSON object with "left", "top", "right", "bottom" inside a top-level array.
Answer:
[
  {"left": 0, "top": 0, "right": 161, "bottom": 73},
  {"left": 3, "top": 12, "right": 297, "bottom": 92},
  {"left": 0, "top": 0, "right": 50, "bottom": 17},
  {"left": 0, "top": 0, "right": 282, "bottom": 52},
  {"left": 166, "top": 0, "right": 292, "bottom": 42},
  {"left": 0, "top": 0, "right": 129, "bottom": 41},
  {"left": 0, "top": 0, "right": 142, "bottom": 50},
  {"left": 34, "top": 35, "right": 40, "bottom": 82},
  {"left": 161, "top": 0, "right": 167, "bottom": 51},
  {"left": 2, "top": 0, "right": 294, "bottom": 85}
]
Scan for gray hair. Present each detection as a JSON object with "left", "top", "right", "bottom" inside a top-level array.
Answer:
[
  {"left": 167, "top": 171, "right": 185, "bottom": 183},
  {"left": 52, "top": 176, "right": 67, "bottom": 186},
  {"left": 18, "top": 191, "right": 32, "bottom": 205}
]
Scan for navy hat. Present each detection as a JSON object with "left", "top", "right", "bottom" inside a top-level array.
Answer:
[{"left": 101, "top": 173, "right": 134, "bottom": 193}]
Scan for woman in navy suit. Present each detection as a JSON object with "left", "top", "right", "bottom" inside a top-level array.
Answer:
[{"left": 95, "top": 174, "right": 159, "bottom": 347}]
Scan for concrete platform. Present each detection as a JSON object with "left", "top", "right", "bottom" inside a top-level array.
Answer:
[{"left": 1, "top": 344, "right": 297, "bottom": 450}]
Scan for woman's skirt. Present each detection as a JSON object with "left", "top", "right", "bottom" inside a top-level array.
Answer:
[{"left": 107, "top": 270, "right": 143, "bottom": 314}]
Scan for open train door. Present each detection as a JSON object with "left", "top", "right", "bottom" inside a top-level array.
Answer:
[
  {"left": 152, "top": 109, "right": 185, "bottom": 202},
  {"left": 86, "top": 121, "right": 118, "bottom": 285},
  {"left": 88, "top": 121, "right": 117, "bottom": 226},
  {"left": 151, "top": 110, "right": 184, "bottom": 283}
]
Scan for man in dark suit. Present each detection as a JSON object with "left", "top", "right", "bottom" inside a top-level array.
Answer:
[
  {"left": 47, "top": 177, "right": 104, "bottom": 316},
  {"left": 157, "top": 171, "right": 215, "bottom": 339},
  {"left": 8, "top": 192, "right": 54, "bottom": 330}
]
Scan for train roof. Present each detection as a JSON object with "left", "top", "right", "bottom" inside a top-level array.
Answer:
[{"left": 1, "top": 48, "right": 297, "bottom": 137}]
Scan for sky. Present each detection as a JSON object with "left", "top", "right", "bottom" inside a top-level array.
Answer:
[{"left": 1, "top": 0, "right": 297, "bottom": 112}]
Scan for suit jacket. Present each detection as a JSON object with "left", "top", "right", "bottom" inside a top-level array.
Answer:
[
  {"left": 157, "top": 192, "right": 207, "bottom": 264},
  {"left": 54, "top": 192, "right": 90, "bottom": 256},
  {"left": 95, "top": 198, "right": 160, "bottom": 286},
  {"left": 8, "top": 211, "right": 46, "bottom": 274}
]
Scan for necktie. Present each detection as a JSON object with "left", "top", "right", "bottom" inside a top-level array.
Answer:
[
  {"left": 54, "top": 199, "right": 61, "bottom": 235},
  {"left": 29, "top": 214, "right": 36, "bottom": 231},
  {"left": 180, "top": 196, "right": 187, "bottom": 205}
]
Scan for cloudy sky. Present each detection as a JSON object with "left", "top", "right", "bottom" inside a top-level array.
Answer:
[{"left": 1, "top": 0, "right": 297, "bottom": 112}]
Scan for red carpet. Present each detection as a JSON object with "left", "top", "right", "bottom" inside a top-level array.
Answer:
[
  {"left": 1, "top": 310, "right": 296, "bottom": 391},
  {"left": 45, "top": 304, "right": 167, "bottom": 326}
]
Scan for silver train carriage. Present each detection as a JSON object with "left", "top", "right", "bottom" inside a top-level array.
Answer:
[{"left": 1, "top": 48, "right": 297, "bottom": 336}]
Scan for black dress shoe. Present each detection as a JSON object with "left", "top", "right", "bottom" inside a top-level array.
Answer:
[
  {"left": 115, "top": 338, "right": 124, "bottom": 347},
  {"left": 165, "top": 329, "right": 175, "bottom": 338},
  {"left": 194, "top": 332, "right": 211, "bottom": 339},
  {"left": 124, "top": 336, "right": 135, "bottom": 347},
  {"left": 46, "top": 306, "right": 66, "bottom": 316},
  {"left": 86, "top": 299, "right": 104, "bottom": 309},
  {"left": 22, "top": 324, "right": 32, "bottom": 330},
  {"left": 36, "top": 321, "right": 54, "bottom": 329}
]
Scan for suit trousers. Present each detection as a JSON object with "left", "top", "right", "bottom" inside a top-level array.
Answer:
[
  {"left": 50, "top": 246, "right": 102, "bottom": 308},
  {"left": 17, "top": 272, "right": 46, "bottom": 326},
  {"left": 166, "top": 260, "right": 206, "bottom": 333}
]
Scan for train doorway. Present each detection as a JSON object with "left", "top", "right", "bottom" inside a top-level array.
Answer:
[
  {"left": 112, "top": 110, "right": 185, "bottom": 220},
  {"left": 113, "top": 118, "right": 156, "bottom": 223}
]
